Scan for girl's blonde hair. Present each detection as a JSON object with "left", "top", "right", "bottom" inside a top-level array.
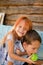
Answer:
[
  {"left": 1, "top": 16, "right": 32, "bottom": 45},
  {"left": 11, "top": 16, "right": 32, "bottom": 31}
]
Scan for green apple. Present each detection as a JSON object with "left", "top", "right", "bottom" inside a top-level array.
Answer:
[{"left": 30, "top": 53, "right": 38, "bottom": 61}]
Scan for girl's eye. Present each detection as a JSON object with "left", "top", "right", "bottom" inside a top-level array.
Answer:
[
  {"left": 24, "top": 28, "right": 28, "bottom": 31},
  {"left": 19, "top": 26, "right": 22, "bottom": 28}
]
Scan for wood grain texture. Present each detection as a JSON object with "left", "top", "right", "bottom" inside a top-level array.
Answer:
[
  {"left": 0, "top": 0, "right": 43, "bottom": 6},
  {"left": 0, "top": 6, "right": 43, "bottom": 14},
  {"left": 0, "top": 0, "right": 43, "bottom": 31}
]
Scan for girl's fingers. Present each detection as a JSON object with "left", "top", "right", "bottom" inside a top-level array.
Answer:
[
  {"left": 28, "top": 55, "right": 32, "bottom": 59},
  {"left": 27, "top": 56, "right": 36, "bottom": 64}
]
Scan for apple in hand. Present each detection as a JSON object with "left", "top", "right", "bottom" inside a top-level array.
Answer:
[{"left": 30, "top": 53, "right": 38, "bottom": 61}]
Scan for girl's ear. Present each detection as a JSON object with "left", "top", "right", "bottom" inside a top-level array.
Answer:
[{"left": 23, "top": 42, "right": 28, "bottom": 50}]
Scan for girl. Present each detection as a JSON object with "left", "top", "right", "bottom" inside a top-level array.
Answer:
[{"left": 2, "top": 16, "right": 33, "bottom": 65}]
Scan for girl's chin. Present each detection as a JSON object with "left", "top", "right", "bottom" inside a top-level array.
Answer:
[{"left": 17, "top": 35, "right": 22, "bottom": 37}]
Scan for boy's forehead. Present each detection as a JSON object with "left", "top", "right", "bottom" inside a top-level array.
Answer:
[{"left": 31, "top": 40, "right": 40, "bottom": 48}]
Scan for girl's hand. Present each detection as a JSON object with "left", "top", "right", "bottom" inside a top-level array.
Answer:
[
  {"left": 16, "top": 49, "right": 27, "bottom": 56},
  {"left": 26, "top": 56, "right": 36, "bottom": 64},
  {"left": 16, "top": 49, "right": 22, "bottom": 56}
]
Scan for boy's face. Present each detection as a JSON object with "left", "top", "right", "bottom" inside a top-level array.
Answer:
[
  {"left": 15, "top": 20, "right": 29, "bottom": 37},
  {"left": 23, "top": 40, "right": 40, "bottom": 56}
]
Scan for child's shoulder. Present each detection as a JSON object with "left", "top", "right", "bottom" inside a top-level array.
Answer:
[{"left": 6, "top": 33, "right": 13, "bottom": 41}]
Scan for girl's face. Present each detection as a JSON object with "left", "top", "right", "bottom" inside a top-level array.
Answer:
[
  {"left": 15, "top": 20, "right": 29, "bottom": 37},
  {"left": 24, "top": 40, "right": 40, "bottom": 56}
]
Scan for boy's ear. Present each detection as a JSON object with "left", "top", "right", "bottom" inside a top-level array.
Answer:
[{"left": 23, "top": 42, "right": 27, "bottom": 50}]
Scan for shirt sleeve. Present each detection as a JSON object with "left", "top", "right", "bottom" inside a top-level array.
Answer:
[{"left": 6, "top": 34, "right": 13, "bottom": 41}]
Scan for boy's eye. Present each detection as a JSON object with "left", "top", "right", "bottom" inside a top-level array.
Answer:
[{"left": 33, "top": 48, "right": 36, "bottom": 50}]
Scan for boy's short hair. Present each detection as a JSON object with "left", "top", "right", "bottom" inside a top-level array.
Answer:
[{"left": 21, "top": 30, "right": 41, "bottom": 45}]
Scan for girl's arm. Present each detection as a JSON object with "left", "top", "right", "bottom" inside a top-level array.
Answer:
[{"left": 7, "top": 40, "right": 36, "bottom": 64}]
